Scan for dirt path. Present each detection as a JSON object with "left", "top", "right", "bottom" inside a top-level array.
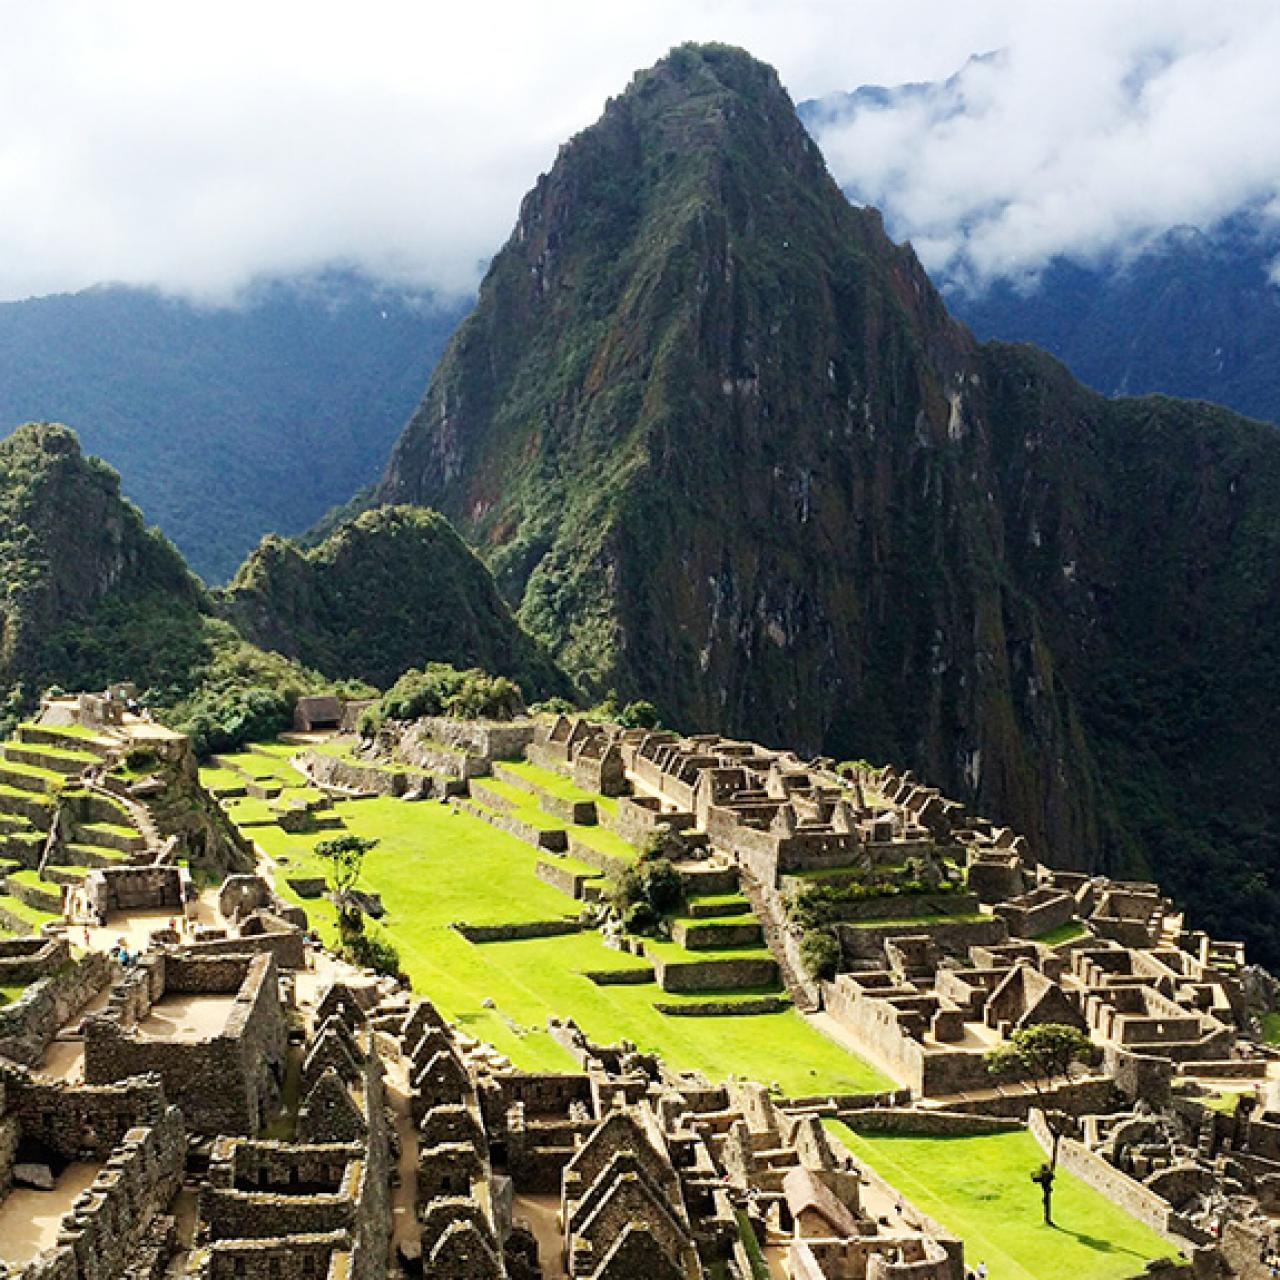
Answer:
[
  {"left": 385, "top": 1055, "right": 421, "bottom": 1266},
  {"left": 513, "top": 1191, "right": 567, "bottom": 1278}
]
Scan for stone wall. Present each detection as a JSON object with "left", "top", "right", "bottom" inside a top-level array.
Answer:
[
  {"left": 299, "top": 749, "right": 448, "bottom": 798},
  {"left": 84, "top": 864, "right": 187, "bottom": 921},
  {"left": 535, "top": 858, "right": 601, "bottom": 900},
  {"left": 837, "top": 1108, "right": 1023, "bottom": 1137},
  {"left": 202, "top": 1235, "right": 353, "bottom": 1280},
  {"left": 452, "top": 920, "right": 581, "bottom": 943},
  {"left": 180, "top": 930, "right": 306, "bottom": 970},
  {"left": 0, "top": 935, "right": 70, "bottom": 984},
  {"left": 1027, "top": 1108, "right": 1187, "bottom": 1245},
  {"left": 11, "top": 1075, "right": 169, "bottom": 1161},
  {"left": 52, "top": 1108, "right": 186, "bottom": 1280},
  {"left": 650, "top": 954, "right": 778, "bottom": 994},
  {"left": 993, "top": 888, "right": 1074, "bottom": 939},
  {"left": 835, "top": 915, "right": 1008, "bottom": 963},
  {"left": 610, "top": 796, "right": 698, "bottom": 845},
  {"left": 0, "top": 951, "right": 114, "bottom": 1065},
  {"left": 85, "top": 953, "right": 286, "bottom": 1136},
  {"left": 418, "top": 716, "right": 535, "bottom": 763}
]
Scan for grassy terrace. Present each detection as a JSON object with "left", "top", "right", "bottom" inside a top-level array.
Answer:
[
  {"left": 827, "top": 1124, "right": 1178, "bottom": 1280},
  {"left": 472, "top": 777, "right": 564, "bottom": 830},
  {"left": 473, "top": 775, "right": 637, "bottom": 863},
  {"left": 0, "top": 887, "right": 61, "bottom": 929},
  {"left": 1032, "top": 920, "right": 1090, "bottom": 946},
  {"left": 845, "top": 912, "right": 989, "bottom": 928},
  {"left": 500, "top": 759, "right": 619, "bottom": 816},
  {"left": 213, "top": 749, "right": 892, "bottom": 1096},
  {"left": 308, "top": 738, "right": 442, "bottom": 776}
]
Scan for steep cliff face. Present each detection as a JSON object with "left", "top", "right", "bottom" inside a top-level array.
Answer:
[
  {"left": 0, "top": 421, "right": 207, "bottom": 697},
  {"left": 219, "top": 506, "right": 568, "bottom": 695},
  {"left": 378, "top": 44, "right": 1280, "bottom": 958}
]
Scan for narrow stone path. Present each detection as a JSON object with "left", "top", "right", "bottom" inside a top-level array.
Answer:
[{"left": 385, "top": 1054, "right": 421, "bottom": 1268}]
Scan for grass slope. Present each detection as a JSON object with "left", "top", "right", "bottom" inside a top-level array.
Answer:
[
  {"left": 216, "top": 751, "right": 891, "bottom": 1094},
  {"left": 827, "top": 1124, "right": 1178, "bottom": 1280}
]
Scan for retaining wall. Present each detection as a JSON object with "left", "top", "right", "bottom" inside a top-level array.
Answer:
[{"left": 1028, "top": 1108, "right": 1189, "bottom": 1245}]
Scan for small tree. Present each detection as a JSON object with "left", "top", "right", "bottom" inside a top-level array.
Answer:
[
  {"left": 316, "top": 834, "right": 379, "bottom": 927},
  {"left": 986, "top": 1023, "right": 1099, "bottom": 1226}
]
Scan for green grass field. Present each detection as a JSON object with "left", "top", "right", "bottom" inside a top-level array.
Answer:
[
  {"left": 216, "top": 752, "right": 892, "bottom": 1095},
  {"left": 827, "top": 1124, "right": 1179, "bottom": 1280}
]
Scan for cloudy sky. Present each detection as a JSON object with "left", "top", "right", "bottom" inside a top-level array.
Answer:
[{"left": 1, "top": 0, "right": 1276, "bottom": 303}]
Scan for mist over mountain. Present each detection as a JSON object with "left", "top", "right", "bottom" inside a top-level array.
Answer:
[
  {"left": 799, "top": 69, "right": 1280, "bottom": 427},
  {"left": 0, "top": 273, "right": 469, "bottom": 581}
]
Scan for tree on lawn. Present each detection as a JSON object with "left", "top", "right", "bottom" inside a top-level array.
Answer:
[
  {"left": 985, "top": 1023, "right": 1099, "bottom": 1226},
  {"left": 316, "top": 834, "right": 379, "bottom": 928}
]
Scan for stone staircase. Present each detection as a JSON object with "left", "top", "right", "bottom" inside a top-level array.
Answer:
[
  {"left": 739, "top": 872, "right": 820, "bottom": 1014},
  {"left": 0, "top": 724, "right": 153, "bottom": 930}
]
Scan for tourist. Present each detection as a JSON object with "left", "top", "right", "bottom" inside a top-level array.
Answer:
[{"left": 976, "top": 1264, "right": 987, "bottom": 1280}]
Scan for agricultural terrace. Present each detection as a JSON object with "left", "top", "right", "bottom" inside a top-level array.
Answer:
[
  {"left": 205, "top": 744, "right": 893, "bottom": 1097},
  {"left": 826, "top": 1123, "right": 1179, "bottom": 1280}
]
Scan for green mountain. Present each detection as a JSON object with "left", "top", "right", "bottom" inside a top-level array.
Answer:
[
  {"left": 0, "top": 420, "right": 207, "bottom": 701},
  {"left": 0, "top": 425, "right": 559, "bottom": 755},
  {"left": 376, "top": 43, "right": 1280, "bottom": 962},
  {"left": 219, "top": 505, "right": 567, "bottom": 695},
  {"left": 0, "top": 273, "right": 468, "bottom": 582}
]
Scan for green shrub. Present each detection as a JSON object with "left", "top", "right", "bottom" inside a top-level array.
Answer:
[
  {"left": 344, "top": 925, "right": 402, "bottom": 980},
  {"left": 638, "top": 824, "right": 687, "bottom": 862},
  {"left": 611, "top": 856, "right": 684, "bottom": 935},
  {"left": 529, "top": 696, "right": 576, "bottom": 717},
  {"left": 364, "top": 663, "right": 524, "bottom": 733},
  {"left": 799, "top": 929, "right": 840, "bottom": 980},
  {"left": 617, "top": 699, "right": 660, "bottom": 729},
  {"left": 786, "top": 875, "right": 959, "bottom": 930},
  {"left": 180, "top": 685, "right": 291, "bottom": 758}
]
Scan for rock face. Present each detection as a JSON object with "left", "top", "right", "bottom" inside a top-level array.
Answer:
[
  {"left": 376, "top": 44, "right": 1280, "bottom": 961},
  {"left": 218, "top": 505, "right": 567, "bottom": 694}
]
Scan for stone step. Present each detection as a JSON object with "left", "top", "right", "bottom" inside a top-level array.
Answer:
[
  {"left": 0, "top": 785, "right": 54, "bottom": 827},
  {"left": 5, "top": 743, "right": 98, "bottom": 777},
  {"left": 17, "top": 724, "right": 112, "bottom": 756},
  {"left": 74, "top": 822, "right": 146, "bottom": 854},
  {"left": 62, "top": 842, "right": 129, "bottom": 868},
  {"left": 685, "top": 896, "right": 752, "bottom": 919},
  {"left": 674, "top": 863, "right": 739, "bottom": 896},
  {"left": 672, "top": 919, "right": 765, "bottom": 950},
  {"left": 0, "top": 762, "right": 61, "bottom": 796}
]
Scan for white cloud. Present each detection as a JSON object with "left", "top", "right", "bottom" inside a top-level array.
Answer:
[
  {"left": 805, "top": 0, "right": 1280, "bottom": 291},
  {"left": 0, "top": 1, "right": 1271, "bottom": 301}
]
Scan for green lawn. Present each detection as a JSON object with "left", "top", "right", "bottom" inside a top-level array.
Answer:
[
  {"left": 827, "top": 1124, "right": 1179, "bottom": 1280},
  {"left": 1031, "top": 920, "right": 1089, "bottom": 946},
  {"left": 845, "top": 912, "right": 988, "bottom": 927},
  {"left": 0, "top": 890, "right": 60, "bottom": 928},
  {"left": 1262, "top": 1013, "right": 1280, "bottom": 1045},
  {"left": 500, "top": 759, "right": 600, "bottom": 805},
  {"left": 234, "top": 781, "right": 890, "bottom": 1095}
]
